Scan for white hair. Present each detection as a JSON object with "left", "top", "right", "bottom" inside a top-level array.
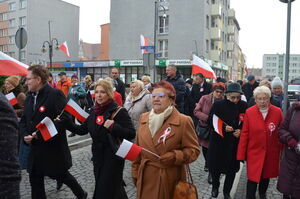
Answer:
[
  {"left": 131, "top": 80, "right": 144, "bottom": 90},
  {"left": 253, "top": 86, "right": 271, "bottom": 99}
]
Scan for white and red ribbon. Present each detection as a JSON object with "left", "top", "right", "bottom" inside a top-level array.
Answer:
[
  {"left": 268, "top": 122, "right": 276, "bottom": 136},
  {"left": 158, "top": 127, "right": 171, "bottom": 144}
]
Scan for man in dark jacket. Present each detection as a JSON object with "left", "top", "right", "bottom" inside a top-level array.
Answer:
[
  {"left": 242, "top": 75, "right": 259, "bottom": 101},
  {"left": 0, "top": 93, "right": 21, "bottom": 199},
  {"left": 165, "top": 65, "right": 186, "bottom": 113},
  {"left": 110, "top": 67, "right": 126, "bottom": 103},
  {"left": 20, "top": 65, "right": 87, "bottom": 199}
]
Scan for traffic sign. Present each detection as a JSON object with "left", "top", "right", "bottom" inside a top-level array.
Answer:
[
  {"left": 140, "top": 46, "right": 155, "bottom": 50},
  {"left": 15, "top": 27, "right": 27, "bottom": 49}
]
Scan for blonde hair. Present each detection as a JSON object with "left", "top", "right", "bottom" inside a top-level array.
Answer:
[
  {"left": 141, "top": 75, "right": 151, "bottom": 83},
  {"left": 259, "top": 80, "right": 271, "bottom": 89},
  {"left": 131, "top": 80, "right": 144, "bottom": 90},
  {"left": 94, "top": 79, "right": 114, "bottom": 99},
  {"left": 253, "top": 86, "right": 271, "bottom": 99}
]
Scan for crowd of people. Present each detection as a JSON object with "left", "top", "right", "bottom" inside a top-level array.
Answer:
[{"left": 0, "top": 64, "right": 299, "bottom": 199}]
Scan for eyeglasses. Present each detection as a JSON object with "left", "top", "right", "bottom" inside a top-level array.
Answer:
[
  {"left": 228, "top": 95, "right": 241, "bottom": 100},
  {"left": 256, "top": 97, "right": 269, "bottom": 101},
  {"left": 152, "top": 92, "right": 166, "bottom": 98}
]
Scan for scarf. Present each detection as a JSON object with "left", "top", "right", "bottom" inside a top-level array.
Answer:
[
  {"left": 148, "top": 106, "right": 173, "bottom": 137},
  {"left": 94, "top": 99, "right": 113, "bottom": 115}
]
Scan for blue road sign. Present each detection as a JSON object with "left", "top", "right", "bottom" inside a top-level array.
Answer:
[{"left": 140, "top": 46, "right": 155, "bottom": 49}]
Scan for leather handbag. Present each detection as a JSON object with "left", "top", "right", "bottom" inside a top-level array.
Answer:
[
  {"left": 195, "top": 123, "right": 210, "bottom": 140},
  {"left": 173, "top": 165, "right": 199, "bottom": 199}
]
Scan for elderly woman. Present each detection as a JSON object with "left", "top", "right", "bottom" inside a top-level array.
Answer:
[
  {"left": 277, "top": 102, "right": 300, "bottom": 199},
  {"left": 124, "top": 80, "right": 152, "bottom": 130},
  {"left": 132, "top": 80, "right": 200, "bottom": 199},
  {"left": 141, "top": 75, "right": 152, "bottom": 92},
  {"left": 237, "top": 86, "right": 283, "bottom": 199},
  {"left": 271, "top": 77, "right": 290, "bottom": 109},
  {"left": 194, "top": 82, "right": 225, "bottom": 183},
  {"left": 66, "top": 79, "right": 135, "bottom": 199},
  {"left": 208, "top": 82, "right": 248, "bottom": 199}
]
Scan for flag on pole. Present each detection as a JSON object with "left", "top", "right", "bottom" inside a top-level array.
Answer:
[
  {"left": 213, "top": 114, "right": 224, "bottom": 137},
  {"left": 0, "top": 51, "right": 28, "bottom": 76},
  {"left": 244, "top": 66, "right": 248, "bottom": 75},
  {"left": 140, "top": 34, "right": 150, "bottom": 54},
  {"left": 191, "top": 54, "right": 217, "bottom": 79},
  {"left": 90, "top": 90, "right": 95, "bottom": 98},
  {"left": 36, "top": 117, "right": 58, "bottom": 141},
  {"left": 64, "top": 99, "right": 89, "bottom": 122},
  {"left": 116, "top": 139, "right": 142, "bottom": 161},
  {"left": 5, "top": 92, "right": 18, "bottom": 106},
  {"left": 59, "top": 41, "right": 70, "bottom": 57}
]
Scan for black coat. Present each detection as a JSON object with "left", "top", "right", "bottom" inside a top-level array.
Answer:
[
  {"left": 115, "top": 78, "right": 126, "bottom": 103},
  {"left": 0, "top": 93, "right": 21, "bottom": 199},
  {"left": 207, "top": 98, "right": 248, "bottom": 174},
  {"left": 67, "top": 101, "right": 135, "bottom": 199},
  {"left": 19, "top": 84, "right": 72, "bottom": 175},
  {"left": 242, "top": 81, "right": 259, "bottom": 101},
  {"left": 191, "top": 81, "right": 212, "bottom": 105}
]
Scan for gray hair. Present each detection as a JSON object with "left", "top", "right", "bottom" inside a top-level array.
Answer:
[
  {"left": 253, "top": 86, "right": 271, "bottom": 99},
  {"left": 131, "top": 80, "right": 144, "bottom": 90}
]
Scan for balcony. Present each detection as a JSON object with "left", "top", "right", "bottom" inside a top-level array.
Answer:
[
  {"left": 228, "top": 9, "right": 235, "bottom": 18},
  {"left": 211, "top": 4, "right": 222, "bottom": 16},
  {"left": 210, "top": 50, "right": 221, "bottom": 62},
  {"left": 227, "top": 25, "right": 235, "bottom": 34},
  {"left": 211, "top": 27, "right": 221, "bottom": 40},
  {"left": 227, "top": 42, "right": 234, "bottom": 51}
]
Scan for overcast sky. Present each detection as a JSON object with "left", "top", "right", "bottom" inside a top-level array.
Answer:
[{"left": 64, "top": 0, "right": 300, "bottom": 69}]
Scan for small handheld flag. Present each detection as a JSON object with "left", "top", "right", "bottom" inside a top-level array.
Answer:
[
  {"left": 116, "top": 139, "right": 142, "bottom": 161},
  {"left": 5, "top": 92, "right": 18, "bottom": 106},
  {"left": 213, "top": 114, "right": 224, "bottom": 137},
  {"left": 64, "top": 99, "right": 89, "bottom": 122},
  {"left": 36, "top": 117, "right": 58, "bottom": 141}
]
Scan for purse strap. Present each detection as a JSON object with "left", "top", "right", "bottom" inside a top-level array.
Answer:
[
  {"left": 186, "top": 164, "right": 194, "bottom": 184},
  {"left": 111, "top": 106, "right": 123, "bottom": 120}
]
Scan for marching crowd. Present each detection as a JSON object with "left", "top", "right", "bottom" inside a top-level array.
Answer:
[{"left": 0, "top": 64, "right": 300, "bottom": 199}]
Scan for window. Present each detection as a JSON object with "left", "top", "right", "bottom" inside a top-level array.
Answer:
[
  {"left": 158, "top": 39, "right": 168, "bottom": 57},
  {"left": 8, "top": 52, "right": 15, "bottom": 58},
  {"left": 20, "top": 0, "right": 26, "bottom": 9},
  {"left": 206, "top": 40, "right": 209, "bottom": 52},
  {"left": 159, "top": 15, "right": 169, "bottom": 34},
  {"left": 20, "top": 51, "right": 25, "bottom": 59},
  {"left": 19, "top": 16, "right": 26, "bottom": 26},
  {"left": 206, "top": 15, "right": 209, "bottom": 29},
  {"left": 0, "top": 29, "right": 8, "bottom": 37},
  {"left": 227, "top": 51, "right": 232, "bottom": 59},
  {"left": 9, "top": 2, "right": 16, "bottom": 11},
  {"left": 0, "top": 13, "right": 8, "bottom": 21},
  {"left": 9, "top": 36, "right": 14, "bottom": 44},
  {"left": 9, "top": 19, "right": 15, "bottom": 28},
  {"left": 0, "top": 45, "right": 8, "bottom": 52}
]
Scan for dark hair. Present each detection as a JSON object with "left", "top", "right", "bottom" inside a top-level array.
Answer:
[
  {"left": 194, "top": 73, "right": 204, "bottom": 78},
  {"left": 152, "top": 80, "right": 176, "bottom": 102},
  {"left": 236, "top": 80, "right": 243, "bottom": 86},
  {"left": 28, "top": 65, "right": 49, "bottom": 84},
  {"left": 167, "top": 64, "right": 177, "bottom": 71}
]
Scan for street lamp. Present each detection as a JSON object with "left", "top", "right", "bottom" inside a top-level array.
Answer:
[
  {"left": 153, "top": 1, "right": 167, "bottom": 82},
  {"left": 279, "top": 0, "right": 295, "bottom": 115},
  {"left": 41, "top": 21, "right": 59, "bottom": 70}
]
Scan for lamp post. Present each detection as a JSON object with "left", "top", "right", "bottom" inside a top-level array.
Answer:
[
  {"left": 153, "top": 1, "right": 167, "bottom": 82},
  {"left": 42, "top": 21, "right": 59, "bottom": 70},
  {"left": 279, "top": 0, "right": 295, "bottom": 115}
]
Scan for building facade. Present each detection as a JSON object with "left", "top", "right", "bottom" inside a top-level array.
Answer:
[
  {"left": 109, "top": 0, "right": 243, "bottom": 82},
  {"left": 0, "top": 0, "right": 79, "bottom": 65},
  {"left": 262, "top": 54, "right": 300, "bottom": 81}
]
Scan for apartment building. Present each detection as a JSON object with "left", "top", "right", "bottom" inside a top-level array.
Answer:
[
  {"left": 262, "top": 54, "right": 300, "bottom": 81},
  {"left": 0, "top": 0, "right": 79, "bottom": 65},
  {"left": 109, "top": 0, "right": 244, "bottom": 82}
]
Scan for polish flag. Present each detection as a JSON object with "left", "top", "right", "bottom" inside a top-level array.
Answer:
[
  {"left": 191, "top": 54, "right": 217, "bottom": 79},
  {"left": 5, "top": 92, "right": 18, "bottom": 106},
  {"left": 116, "top": 139, "right": 142, "bottom": 161},
  {"left": 213, "top": 114, "right": 224, "bottom": 137},
  {"left": 0, "top": 51, "right": 28, "bottom": 76},
  {"left": 36, "top": 117, "right": 58, "bottom": 141},
  {"left": 244, "top": 66, "right": 248, "bottom": 75},
  {"left": 90, "top": 90, "right": 95, "bottom": 98},
  {"left": 59, "top": 41, "right": 70, "bottom": 57},
  {"left": 140, "top": 34, "right": 150, "bottom": 54},
  {"left": 64, "top": 99, "right": 89, "bottom": 122}
]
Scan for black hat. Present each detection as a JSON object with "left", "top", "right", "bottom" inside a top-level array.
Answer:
[
  {"left": 185, "top": 78, "right": 193, "bottom": 85},
  {"left": 225, "top": 82, "right": 243, "bottom": 94},
  {"left": 58, "top": 72, "right": 66, "bottom": 76}
]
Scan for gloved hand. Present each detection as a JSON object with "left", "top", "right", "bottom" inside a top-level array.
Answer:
[
  {"left": 287, "top": 138, "right": 298, "bottom": 148},
  {"left": 159, "top": 151, "right": 176, "bottom": 166}
]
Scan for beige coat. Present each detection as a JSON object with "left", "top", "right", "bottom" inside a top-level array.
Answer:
[{"left": 132, "top": 108, "right": 200, "bottom": 199}]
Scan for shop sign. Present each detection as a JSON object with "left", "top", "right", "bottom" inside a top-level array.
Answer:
[
  {"left": 166, "top": 60, "right": 192, "bottom": 66},
  {"left": 63, "top": 62, "right": 84, "bottom": 68},
  {"left": 83, "top": 61, "right": 109, "bottom": 67}
]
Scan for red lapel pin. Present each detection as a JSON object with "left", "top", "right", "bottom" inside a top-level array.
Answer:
[
  {"left": 39, "top": 106, "right": 46, "bottom": 113},
  {"left": 96, "top": 115, "right": 104, "bottom": 125}
]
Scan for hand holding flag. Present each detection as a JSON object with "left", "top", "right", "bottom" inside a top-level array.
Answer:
[
  {"left": 63, "top": 99, "right": 89, "bottom": 122},
  {"left": 5, "top": 92, "right": 18, "bottom": 106},
  {"left": 35, "top": 117, "right": 58, "bottom": 141}
]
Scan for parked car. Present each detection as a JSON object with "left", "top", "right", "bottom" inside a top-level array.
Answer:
[{"left": 288, "top": 85, "right": 300, "bottom": 101}]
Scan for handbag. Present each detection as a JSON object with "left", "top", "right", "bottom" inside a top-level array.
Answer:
[
  {"left": 173, "top": 165, "right": 199, "bottom": 199},
  {"left": 107, "top": 106, "right": 123, "bottom": 153},
  {"left": 195, "top": 123, "right": 210, "bottom": 140}
]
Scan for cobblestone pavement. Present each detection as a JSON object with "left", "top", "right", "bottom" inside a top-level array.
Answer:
[{"left": 20, "top": 145, "right": 282, "bottom": 199}]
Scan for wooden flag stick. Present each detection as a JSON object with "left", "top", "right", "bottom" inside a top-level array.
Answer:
[
  {"left": 142, "top": 148, "right": 160, "bottom": 158},
  {"left": 57, "top": 109, "right": 65, "bottom": 119}
]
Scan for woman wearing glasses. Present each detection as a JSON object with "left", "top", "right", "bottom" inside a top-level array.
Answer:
[
  {"left": 237, "top": 86, "right": 283, "bottom": 199},
  {"left": 132, "top": 80, "right": 200, "bottom": 199},
  {"left": 207, "top": 82, "right": 248, "bottom": 199}
]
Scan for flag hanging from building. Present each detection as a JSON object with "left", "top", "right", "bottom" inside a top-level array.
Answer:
[
  {"left": 36, "top": 117, "right": 58, "bottom": 141},
  {"left": 0, "top": 51, "right": 28, "bottom": 76},
  {"left": 64, "top": 99, "right": 89, "bottom": 122},
  {"left": 116, "top": 139, "right": 142, "bottom": 161},
  {"left": 140, "top": 34, "right": 150, "bottom": 54},
  {"left": 213, "top": 114, "right": 224, "bottom": 137},
  {"left": 5, "top": 92, "right": 18, "bottom": 106},
  {"left": 191, "top": 54, "right": 217, "bottom": 79},
  {"left": 59, "top": 41, "right": 70, "bottom": 57}
]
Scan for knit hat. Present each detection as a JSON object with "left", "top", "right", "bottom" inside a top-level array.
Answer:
[
  {"left": 5, "top": 75, "right": 20, "bottom": 88},
  {"left": 271, "top": 77, "right": 283, "bottom": 88},
  {"left": 225, "top": 82, "right": 243, "bottom": 94}
]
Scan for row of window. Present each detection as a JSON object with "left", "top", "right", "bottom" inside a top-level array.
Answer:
[
  {"left": 8, "top": 0, "right": 27, "bottom": 11},
  {"left": 0, "top": 49, "right": 25, "bottom": 59},
  {"left": 266, "top": 62, "right": 300, "bottom": 67},
  {"left": 266, "top": 56, "right": 300, "bottom": 61}
]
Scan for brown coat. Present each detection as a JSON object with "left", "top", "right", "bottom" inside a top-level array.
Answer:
[{"left": 132, "top": 108, "right": 200, "bottom": 199}]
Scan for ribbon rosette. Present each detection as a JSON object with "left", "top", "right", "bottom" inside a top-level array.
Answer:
[
  {"left": 158, "top": 127, "right": 171, "bottom": 144},
  {"left": 268, "top": 122, "right": 276, "bottom": 136}
]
